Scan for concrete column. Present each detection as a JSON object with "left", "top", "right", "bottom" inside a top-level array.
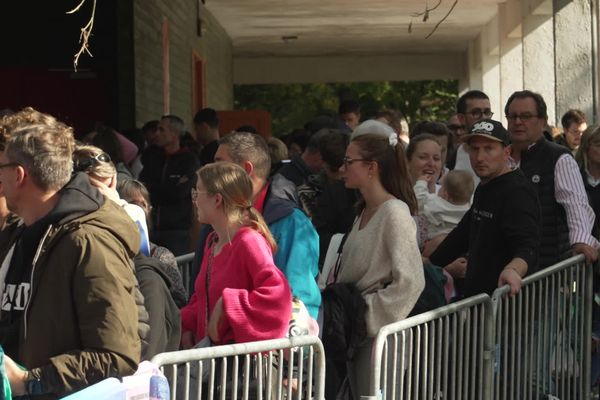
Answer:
[
  {"left": 480, "top": 14, "right": 502, "bottom": 120},
  {"left": 467, "top": 36, "right": 484, "bottom": 90},
  {"left": 499, "top": 0, "right": 524, "bottom": 125},
  {"left": 553, "top": 0, "right": 594, "bottom": 123},
  {"left": 522, "top": 0, "right": 556, "bottom": 124},
  {"left": 500, "top": 38, "right": 523, "bottom": 124}
]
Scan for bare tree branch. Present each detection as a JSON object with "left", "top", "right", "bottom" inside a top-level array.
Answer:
[
  {"left": 66, "top": 0, "right": 87, "bottom": 14},
  {"left": 425, "top": 0, "right": 458, "bottom": 39},
  {"left": 410, "top": 0, "right": 442, "bottom": 17},
  {"left": 67, "top": 0, "right": 97, "bottom": 71}
]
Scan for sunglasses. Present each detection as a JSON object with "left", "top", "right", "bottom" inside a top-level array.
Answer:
[{"left": 73, "top": 153, "right": 111, "bottom": 173}]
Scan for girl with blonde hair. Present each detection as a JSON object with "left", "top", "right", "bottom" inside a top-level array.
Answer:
[{"left": 180, "top": 162, "right": 292, "bottom": 346}]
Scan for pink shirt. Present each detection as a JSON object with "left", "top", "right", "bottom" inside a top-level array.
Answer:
[
  {"left": 181, "top": 227, "right": 292, "bottom": 344},
  {"left": 115, "top": 131, "right": 138, "bottom": 164}
]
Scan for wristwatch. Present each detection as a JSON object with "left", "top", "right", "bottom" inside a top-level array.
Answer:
[{"left": 25, "top": 374, "right": 44, "bottom": 396}]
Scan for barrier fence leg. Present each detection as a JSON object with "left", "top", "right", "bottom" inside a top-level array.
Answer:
[
  {"left": 483, "top": 298, "right": 494, "bottom": 400},
  {"left": 584, "top": 263, "right": 593, "bottom": 399}
]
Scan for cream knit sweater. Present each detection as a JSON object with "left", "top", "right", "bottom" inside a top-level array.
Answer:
[{"left": 337, "top": 199, "right": 425, "bottom": 337}]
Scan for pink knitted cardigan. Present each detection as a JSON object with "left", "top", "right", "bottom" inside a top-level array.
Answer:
[{"left": 181, "top": 227, "right": 292, "bottom": 344}]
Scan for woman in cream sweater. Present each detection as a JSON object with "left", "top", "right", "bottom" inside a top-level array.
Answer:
[{"left": 337, "top": 132, "right": 425, "bottom": 397}]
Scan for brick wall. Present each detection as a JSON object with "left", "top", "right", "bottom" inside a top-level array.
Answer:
[{"left": 133, "top": 0, "right": 233, "bottom": 129}]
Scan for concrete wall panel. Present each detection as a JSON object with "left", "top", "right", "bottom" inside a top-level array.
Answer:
[
  {"left": 554, "top": 0, "right": 594, "bottom": 123},
  {"left": 481, "top": 14, "right": 502, "bottom": 119},
  {"left": 133, "top": 0, "right": 233, "bottom": 128},
  {"left": 522, "top": 11, "right": 556, "bottom": 124},
  {"left": 233, "top": 54, "right": 464, "bottom": 84}
]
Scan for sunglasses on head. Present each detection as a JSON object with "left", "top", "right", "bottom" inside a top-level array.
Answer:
[{"left": 73, "top": 153, "right": 111, "bottom": 173}]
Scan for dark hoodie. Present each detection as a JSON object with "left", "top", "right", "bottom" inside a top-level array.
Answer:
[
  {"left": 134, "top": 253, "right": 181, "bottom": 360},
  {"left": 0, "top": 173, "right": 143, "bottom": 398}
]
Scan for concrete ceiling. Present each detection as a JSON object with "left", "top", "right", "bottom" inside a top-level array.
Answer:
[{"left": 205, "top": 0, "right": 504, "bottom": 57}]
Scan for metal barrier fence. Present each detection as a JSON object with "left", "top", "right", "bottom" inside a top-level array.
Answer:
[
  {"left": 151, "top": 335, "right": 326, "bottom": 400},
  {"left": 492, "top": 254, "right": 592, "bottom": 400},
  {"left": 175, "top": 252, "right": 195, "bottom": 297},
  {"left": 364, "top": 255, "right": 593, "bottom": 400},
  {"left": 366, "top": 294, "right": 494, "bottom": 400}
]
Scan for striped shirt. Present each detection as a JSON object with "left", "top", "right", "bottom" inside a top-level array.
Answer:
[{"left": 554, "top": 154, "right": 600, "bottom": 248}]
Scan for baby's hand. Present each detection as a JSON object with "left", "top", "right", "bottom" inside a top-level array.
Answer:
[{"left": 418, "top": 174, "right": 434, "bottom": 183}]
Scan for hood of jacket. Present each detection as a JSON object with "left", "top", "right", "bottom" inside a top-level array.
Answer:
[
  {"left": 48, "top": 173, "right": 140, "bottom": 258},
  {"left": 134, "top": 253, "right": 173, "bottom": 290}
]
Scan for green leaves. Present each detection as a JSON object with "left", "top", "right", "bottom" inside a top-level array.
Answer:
[{"left": 234, "top": 80, "right": 458, "bottom": 136}]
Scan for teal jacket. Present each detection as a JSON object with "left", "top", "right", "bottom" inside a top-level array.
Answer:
[{"left": 268, "top": 208, "right": 321, "bottom": 319}]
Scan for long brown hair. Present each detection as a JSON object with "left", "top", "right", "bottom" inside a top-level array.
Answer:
[
  {"left": 575, "top": 124, "right": 600, "bottom": 171},
  {"left": 352, "top": 134, "right": 418, "bottom": 215},
  {"left": 196, "top": 162, "right": 277, "bottom": 251}
]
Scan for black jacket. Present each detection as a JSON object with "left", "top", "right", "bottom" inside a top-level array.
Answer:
[
  {"left": 140, "top": 146, "right": 200, "bottom": 231},
  {"left": 430, "top": 169, "right": 541, "bottom": 297},
  {"left": 312, "top": 180, "right": 359, "bottom": 267},
  {"left": 276, "top": 155, "right": 311, "bottom": 187},
  {"left": 321, "top": 283, "right": 368, "bottom": 400},
  {"left": 134, "top": 253, "right": 181, "bottom": 360},
  {"left": 321, "top": 283, "right": 368, "bottom": 362}
]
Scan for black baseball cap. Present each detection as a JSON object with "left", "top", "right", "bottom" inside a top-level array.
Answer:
[{"left": 462, "top": 119, "right": 510, "bottom": 146}]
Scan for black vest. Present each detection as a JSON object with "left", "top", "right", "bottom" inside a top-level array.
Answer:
[{"left": 520, "top": 137, "right": 570, "bottom": 268}]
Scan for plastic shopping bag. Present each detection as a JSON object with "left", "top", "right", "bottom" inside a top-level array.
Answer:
[{"left": 0, "top": 346, "right": 11, "bottom": 400}]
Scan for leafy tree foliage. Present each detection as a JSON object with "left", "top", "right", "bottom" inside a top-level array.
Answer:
[{"left": 234, "top": 80, "right": 458, "bottom": 136}]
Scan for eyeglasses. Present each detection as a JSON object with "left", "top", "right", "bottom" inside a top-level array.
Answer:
[
  {"left": 191, "top": 188, "right": 208, "bottom": 202},
  {"left": 73, "top": 153, "right": 112, "bottom": 173},
  {"left": 0, "top": 162, "right": 19, "bottom": 170},
  {"left": 342, "top": 156, "right": 371, "bottom": 166},
  {"left": 467, "top": 109, "right": 494, "bottom": 119},
  {"left": 505, "top": 113, "right": 539, "bottom": 122}
]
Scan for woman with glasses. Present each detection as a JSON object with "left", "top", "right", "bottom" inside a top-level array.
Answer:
[
  {"left": 180, "top": 162, "right": 291, "bottom": 348},
  {"left": 334, "top": 132, "right": 425, "bottom": 398}
]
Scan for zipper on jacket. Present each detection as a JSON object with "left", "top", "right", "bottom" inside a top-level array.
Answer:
[{"left": 23, "top": 225, "right": 53, "bottom": 339}]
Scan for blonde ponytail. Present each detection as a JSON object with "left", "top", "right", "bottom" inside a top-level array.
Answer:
[
  {"left": 246, "top": 207, "right": 277, "bottom": 252},
  {"left": 197, "top": 162, "right": 278, "bottom": 251}
]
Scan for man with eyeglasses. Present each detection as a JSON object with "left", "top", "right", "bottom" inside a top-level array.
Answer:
[
  {"left": 0, "top": 108, "right": 141, "bottom": 397},
  {"left": 555, "top": 109, "right": 587, "bottom": 154},
  {"left": 453, "top": 90, "right": 495, "bottom": 186},
  {"left": 506, "top": 90, "right": 599, "bottom": 267}
]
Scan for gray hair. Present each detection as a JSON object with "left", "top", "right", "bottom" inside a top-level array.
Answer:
[
  {"left": 218, "top": 132, "right": 271, "bottom": 180},
  {"left": 1, "top": 107, "right": 75, "bottom": 191}
]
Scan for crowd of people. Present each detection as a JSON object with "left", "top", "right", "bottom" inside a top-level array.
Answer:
[{"left": 0, "top": 88, "right": 597, "bottom": 398}]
